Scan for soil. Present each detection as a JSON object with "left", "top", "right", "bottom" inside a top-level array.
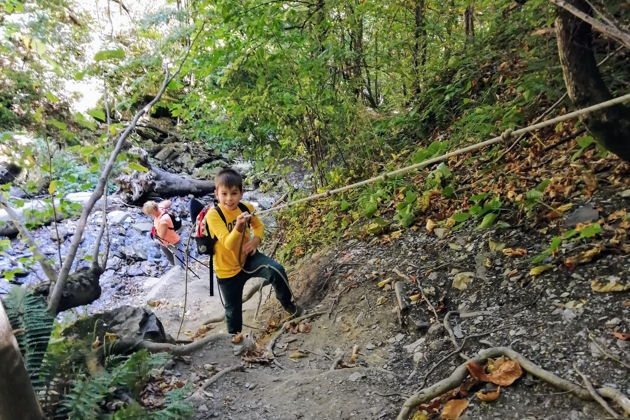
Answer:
[{"left": 142, "top": 186, "right": 629, "bottom": 420}]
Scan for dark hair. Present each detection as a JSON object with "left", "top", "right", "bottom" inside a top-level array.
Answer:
[{"left": 215, "top": 168, "right": 243, "bottom": 190}]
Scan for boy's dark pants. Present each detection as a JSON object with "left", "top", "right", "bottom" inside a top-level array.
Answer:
[{"left": 217, "top": 251, "right": 294, "bottom": 334}]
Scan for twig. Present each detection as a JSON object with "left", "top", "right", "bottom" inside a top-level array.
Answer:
[
  {"left": 397, "top": 346, "right": 630, "bottom": 420},
  {"left": 267, "top": 311, "right": 326, "bottom": 356},
  {"left": 202, "top": 364, "right": 244, "bottom": 390},
  {"left": 588, "top": 331, "right": 630, "bottom": 370},
  {"left": 574, "top": 364, "right": 621, "bottom": 419},
  {"left": 330, "top": 351, "right": 345, "bottom": 371},
  {"left": 443, "top": 311, "right": 459, "bottom": 348},
  {"left": 303, "top": 348, "right": 332, "bottom": 360}
]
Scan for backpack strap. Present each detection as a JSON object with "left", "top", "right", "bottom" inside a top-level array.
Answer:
[{"left": 237, "top": 202, "right": 250, "bottom": 213}]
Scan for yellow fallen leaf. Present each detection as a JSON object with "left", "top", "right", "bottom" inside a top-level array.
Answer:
[
  {"left": 426, "top": 218, "right": 437, "bottom": 233},
  {"left": 391, "top": 230, "right": 403, "bottom": 239},
  {"left": 564, "top": 299, "right": 587, "bottom": 309},
  {"left": 409, "top": 294, "right": 422, "bottom": 302},
  {"left": 350, "top": 344, "right": 359, "bottom": 361},
  {"left": 529, "top": 264, "right": 552, "bottom": 276},
  {"left": 411, "top": 412, "right": 429, "bottom": 420},
  {"left": 489, "top": 240, "right": 505, "bottom": 252},
  {"left": 591, "top": 279, "right": 630, "bottom": 293},
  {"left": 289, "top": 351, "right": 306, "bottom": 359},
  {"left": 376, "top": 296, "right": 387, "bottom": 305},
  {"left": 502, "top": 248, "right": 527, "bottom": 257},
  {"left": 452, "top": 272, "right": 474, "bottom": 290},
  {"left": 444, "top": 217, "right": 456, "bottom": 228},
  {"left": 440, "top": 399, "right": 469, "bottom": 420},
  {"left": 555, "top": 203, "right": 573, "bottom": 213},
  {"left": 104, "top": 332, "right": 119, "bottom": 341},
  {"left": 377, "top": 278, "right": 393, "bottom": 288}
]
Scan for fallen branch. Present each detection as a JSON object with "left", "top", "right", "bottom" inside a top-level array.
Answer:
[
  {"left": 267, "top": 311, "right": 326, "bottom": 356},
  {"left": 574, "top": 364, "right": 621, "bottom": 419},
  {"left": 397, "top": 347, "right": 630, "bottom": 420},
  {"left": 202, "top": 364, "right": 244, "bottom": 390}
]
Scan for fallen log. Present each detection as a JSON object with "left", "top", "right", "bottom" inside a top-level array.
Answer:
[{"left": 115, "top": 161, "right": 215, "bottom": 204}]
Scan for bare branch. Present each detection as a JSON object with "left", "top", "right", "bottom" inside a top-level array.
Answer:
[
  {"left": 47, "top": 24, "right": 207, "bottom": 314},
  {"left": 0, "top": 195, "right": 58, "bottom": 283},
  {"left": 549, "top": 0, "right": 630, "bottom": 49}
]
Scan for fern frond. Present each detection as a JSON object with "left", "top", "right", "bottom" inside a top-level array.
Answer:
[{"left": 3, "top": 287, "right": 54, "bottom": 390}]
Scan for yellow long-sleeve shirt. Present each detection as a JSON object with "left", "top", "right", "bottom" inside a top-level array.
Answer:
[{"left": 205, "top": 201, "right": 264, "bottom": 278}]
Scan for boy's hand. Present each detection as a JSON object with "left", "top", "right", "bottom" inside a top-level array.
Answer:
[
  {"left": 235, "top": 212, "right": 252, "bottom": 232},
  {"left": 242, "top": 237, "right": 261, "bottom": 256}
]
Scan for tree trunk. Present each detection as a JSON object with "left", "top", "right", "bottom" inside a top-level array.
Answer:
[
  {"left": 0, "top": 301, "right": 44, "bottom": 420},
  {"left": 555, "top": 0, "right": 630, "bottom": 161},
  {"left": 34, "top": 266, "right": 102, "bottom": 314},
  {"left": 413, "top": 0, "right": 426, "bottom": 95}
]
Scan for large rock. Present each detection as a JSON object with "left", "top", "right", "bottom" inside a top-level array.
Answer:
[{"left": 63, "top": 305, "right": 170, "bottom": 353}]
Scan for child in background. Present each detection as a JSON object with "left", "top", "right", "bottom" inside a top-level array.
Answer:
[
  {"left": 142, "top": 200, "right": 184, "bottom": 268},
  {"left": 207, "top": 168, "right": 301, "bottom": 343}
]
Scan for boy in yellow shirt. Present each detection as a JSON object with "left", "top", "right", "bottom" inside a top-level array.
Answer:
[{"left": 206, "top": 168, "right": 300, "bottom": 342}]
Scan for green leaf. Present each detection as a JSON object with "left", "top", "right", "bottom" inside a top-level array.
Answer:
[
  {"left": 48, "top": 181, "right": 57, "bottom": 195},
  {"left": 94, "top": 48, "right": 125, "bottom": 61},
  {"left": 128, "top": 162, "right": 149, "bottom": 172},
  {"left": 339, "top": 200, "right": 351, "bottom": 211},
  {"left": 87, "top": 108, "right": 106, "bottom": 122},
  {"left": 452, "top": 211, "right": 470, "bottom": 222},
  {"left": 476, "top": 212, "right": 497, "bottom": 230},
  {"left": 578, "top": 223, "right": 601, "bottom": 239}
]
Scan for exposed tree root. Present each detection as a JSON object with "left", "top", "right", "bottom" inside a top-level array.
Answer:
[
  {"left": 267, "top": 311, "right": 326, "bottom": 356},
  {"left": 134, "top": 333, "right": 229, "bottom": 356},
  {"left": 202, "top": 364, "right": 244, "bottom": 390},
  {"left": 397, "top": 347, "right": 630, "bottom": 420}
]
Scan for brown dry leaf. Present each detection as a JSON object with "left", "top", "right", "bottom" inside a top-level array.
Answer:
[
  {"left": 466, "top": 362, "right": 489, "bottom": 382},
  {"left": 613, "top": 332, "right": 630, "bottom": 341},
  {"left": 563, "top": 245, "right": 603, "bottom": 269},
  {"left": 486, "top": 360, "right": 523, "bottom": 386},
  {"left": 591, "top": 279, "right": 630, "bottom": 293},
  {"left": 376, "top": 296, "right": 387, "bottom": 305},
  {"left": 486, "top": 356, "right": 507, "bottom": 373},
  {"left": 624, "top": 300, "right": 630, "bottom": 307},
  {"left": 298, "top": 322, "right": 312, "bottom": 333},
  {"left": 607, "top": 209, "right": 627, "bottom": 222},
  {"left": 440, "top": 399, "right": 469, "bottom": 420},
  {"left": 502, "top": 248, "right": 527, "bottom": 257},
  {"left": 476, "top": 387, "right": 501, "bottom": 402}
]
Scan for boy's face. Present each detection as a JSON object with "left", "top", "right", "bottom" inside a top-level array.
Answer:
[{"left": 215, "top": 184, "right": 243, "bottom": 211}]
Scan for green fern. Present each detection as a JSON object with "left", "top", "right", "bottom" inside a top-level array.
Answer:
[{"left": 3, "top": 287, "right": 54, "bottom": 391}]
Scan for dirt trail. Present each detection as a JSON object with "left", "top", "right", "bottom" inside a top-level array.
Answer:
[{"left": 142, "top": 185, "right": 629, "bottom": 420}]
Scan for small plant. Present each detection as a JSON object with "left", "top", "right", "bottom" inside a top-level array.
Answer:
[
  {"left": 451, "top": 192, "right": 504, "bottom": 230},
  {"left": 531, "top": 223, "right": 602, "bottom": 264}
]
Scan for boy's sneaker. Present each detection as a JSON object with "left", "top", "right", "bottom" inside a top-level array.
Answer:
[
  {"left": 285, "top": 302, "right": 303, "bottom": 319},
  {"left": 231, "top": 332, "right": 243, "bottom": 344}
]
